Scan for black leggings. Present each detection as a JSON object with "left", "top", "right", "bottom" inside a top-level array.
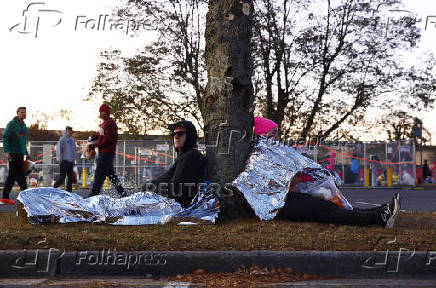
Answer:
[
  {"left": 89, "top": 152, "right": 125, "bottom": 197},
  {"left": 3, "top": 154, "right": 27, "bottom": 199},
  {"left": 276, "top": 192, "right": 382, "bottom": 226},
  {"left": 53, "top": 160, "right": 74, "bottom": 192}
]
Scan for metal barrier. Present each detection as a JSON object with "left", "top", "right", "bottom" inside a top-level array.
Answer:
[
  {"left": 0, "top": 139, "right": 417, "bottom": 188},
  {"left": 294, "top": 140, "right": 416, "bottom": 186},
  {"left": 0, "top": 140, "right": 176, "bottom": 189}
]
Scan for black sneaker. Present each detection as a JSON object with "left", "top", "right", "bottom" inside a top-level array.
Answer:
[{"left": 380, "top": 193, "right": 401, "bottom": 228}]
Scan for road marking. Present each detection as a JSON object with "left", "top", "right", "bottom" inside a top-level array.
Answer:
[
  {"left": 355, "top": 201, "right": 408, "bottom": 213},
  {"left": 355, "top": 201, "right": 381, "bottom": 207}
]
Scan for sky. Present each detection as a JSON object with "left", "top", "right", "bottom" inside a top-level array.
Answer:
[{"left": 1, "top": 0, "right": 436, "bottom": 140}]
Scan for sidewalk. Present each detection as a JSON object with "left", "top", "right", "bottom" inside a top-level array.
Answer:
[
  {"left": 1, "top": 250, "right": 435, "bottom": 279},
  {"left": 1, "top": 278, "right": 436, "bottom": 287}
]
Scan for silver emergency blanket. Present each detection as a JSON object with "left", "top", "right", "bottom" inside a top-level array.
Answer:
[
  {"left": 232, "top": 138, "right": 352, "bottom": 221},
  {"left": 17, "top": 187, "right": 219, "bottom": 225}
]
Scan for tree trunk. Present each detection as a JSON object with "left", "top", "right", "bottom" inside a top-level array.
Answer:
[{"left": 200, "top": 0, "right": 255, "bottom": 220}]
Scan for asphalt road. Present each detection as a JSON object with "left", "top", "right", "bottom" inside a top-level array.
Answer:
[
  {"left": 341, "top": 188, "right": 436, "bottom": 213},
  {"left": 1, "top": 187, "right": 435, "bottom": 213}
]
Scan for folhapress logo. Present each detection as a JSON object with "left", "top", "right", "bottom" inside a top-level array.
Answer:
[
  {"left": 9, "top": 2, "right": 156, "bottom": 38},
  {"left": 10, "top": 2, "right": 63, "bottom": 38}
]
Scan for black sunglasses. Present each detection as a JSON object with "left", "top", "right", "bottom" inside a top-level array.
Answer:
[{"left": 171, "top": 131, "right": 186, "bottom": 137}]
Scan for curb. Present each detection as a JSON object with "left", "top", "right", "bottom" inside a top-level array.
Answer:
[{"left": 0, "top": 250, "right": 435, "bottom": 279}]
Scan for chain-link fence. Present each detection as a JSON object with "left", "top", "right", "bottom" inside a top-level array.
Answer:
[{"left": 0, "top": 139, "right": 416, "bottom": 188}]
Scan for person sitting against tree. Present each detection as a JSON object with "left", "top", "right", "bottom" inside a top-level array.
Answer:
[
  {"left": 143, "top": 120, "right": 207, "bottom": 208},
  {"left": 253, "top": 117, "right": 401, "bottom": 228}
]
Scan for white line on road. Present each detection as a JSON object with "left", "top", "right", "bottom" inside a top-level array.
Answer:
[
  {"left": 355, "top": 201, "right": 381, "bottom": 207},
  {"left": 355, "top": 201, "right": 408, "bottom": 212}
]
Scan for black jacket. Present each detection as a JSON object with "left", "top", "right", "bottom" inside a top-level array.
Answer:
[{"left": 151, "top": 120, "right": 207, "bottom": 208}]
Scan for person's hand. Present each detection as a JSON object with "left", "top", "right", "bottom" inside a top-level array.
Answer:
[
  {"left": 4, "top": 152, "right": 10, "bottom": 160},
  {"left": 288, "top": 174, "right": 302, "bottom": 193}
]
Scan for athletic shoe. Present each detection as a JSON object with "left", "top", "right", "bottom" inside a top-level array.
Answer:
[
  {"left": 380, "top": 193, "right": 401, "bottom": 228},
  {"left": 0, "top": 199, "right": 16, "bottom": 205}
]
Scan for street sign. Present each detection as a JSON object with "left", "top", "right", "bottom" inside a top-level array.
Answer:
[
  {"left": 139, "top": 148, "right": 152, "bottom": 156},
  {"left": 156, "top": 144, "right": 170, "bottom": 151}
]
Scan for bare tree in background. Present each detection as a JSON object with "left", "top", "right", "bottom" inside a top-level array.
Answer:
[
  {"left": 252, "top": 0, "right": 435, "bottom": 140},
  {"left": 87, "top": 1, "right": 207, "bottom": 134}
]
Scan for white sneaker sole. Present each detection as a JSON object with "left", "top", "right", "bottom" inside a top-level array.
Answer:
[{"left": 385, "top": 196, "right": 400, "bottom": 228}]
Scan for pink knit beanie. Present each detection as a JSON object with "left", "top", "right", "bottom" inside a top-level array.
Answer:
[{"left": 254, "top": 116, "right": 278, "bottom": 136}]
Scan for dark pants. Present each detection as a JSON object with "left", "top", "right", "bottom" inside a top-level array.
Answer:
[
  {"left": 276, "top": 192, "right": 382, "bottom": 226},
  {"left": 89, "top": 152, "right": 125, "bottom": 197},
  {"left": 53, "top": 161, "right": 74, "bottom": 192},
  {"left": 3, "top": 154, "right": 27, "bottom": 199}
]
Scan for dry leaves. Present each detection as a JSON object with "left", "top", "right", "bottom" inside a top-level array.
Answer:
[{"left": 171, "top": 264, "right": 335, "bottom": 287}]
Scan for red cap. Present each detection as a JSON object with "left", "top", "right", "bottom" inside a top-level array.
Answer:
[{"left": 99, "top": 104, "right": 111, "bottom": 114}]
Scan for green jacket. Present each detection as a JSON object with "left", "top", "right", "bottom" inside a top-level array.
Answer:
[{"left": 2, "top": 117, "right": 28, "bottom": 155}]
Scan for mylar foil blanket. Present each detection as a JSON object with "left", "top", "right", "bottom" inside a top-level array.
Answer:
[
  {"left": 17, "top": 187, "right": 219, "bottom": 225},
  {"left": 232, "top": 138, "right": 352, "bottom": 221}
]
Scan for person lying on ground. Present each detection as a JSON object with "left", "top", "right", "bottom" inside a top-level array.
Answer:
[{"left": 253, "top": 116, "right": 401, "bottom": 228}]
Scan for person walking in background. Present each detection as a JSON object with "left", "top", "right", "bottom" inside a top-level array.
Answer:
[
  {"left": 351, "top": 158, "right": 360, "bottom": 183},
  {"left": 1, "top": 107, "right": 29, "bottom": 204},
  {"left": 423, "top": 160, "right": 433, "bottom": 183},
  {"left": 53, "top": 126, "right": 76, "bottom": 192},
  {"left": 87, "top": 104, "right": 127, "bottom": 198}
]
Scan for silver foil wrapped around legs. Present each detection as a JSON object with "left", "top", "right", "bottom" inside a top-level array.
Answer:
[
  {"left": 17, "top": 186, "right": 220, "bottom": 225},
  {"left": 232, "top": 138, "right": 352, "bottom": 221}
]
